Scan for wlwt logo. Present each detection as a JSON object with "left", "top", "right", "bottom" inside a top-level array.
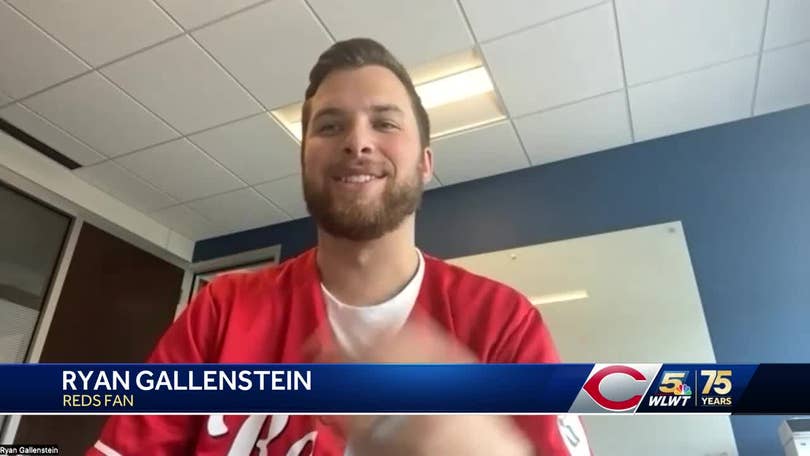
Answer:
[{"left": 568, "top": 364, "right": 662, "bottom": 413}]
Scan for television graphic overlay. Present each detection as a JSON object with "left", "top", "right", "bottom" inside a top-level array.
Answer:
[
  {"left": 568, "top": 364, "right": 661, "bottom": 413},
  {"left": 645, "top": 370, "right": 693, "bottom": 408},
  {"left": 0, "top": 363, "right": 796, "bottom": 415},
  {"left": 698, "top": 369, "right": 733, "bottom": 407},
  {"left": 635, "top": 364, "right": 757, "bottom": 414}
]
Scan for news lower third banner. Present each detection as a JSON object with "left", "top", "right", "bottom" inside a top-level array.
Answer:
[{"left": 0, "top": 363, "right": 807, "bottom": 414}]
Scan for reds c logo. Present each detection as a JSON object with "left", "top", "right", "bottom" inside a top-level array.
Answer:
[
  {"left": 569, "top": 364, "right": 661, "bottom": 414},
  {"left": 582, "top": 365, "right": 646, "bottom": 411}
]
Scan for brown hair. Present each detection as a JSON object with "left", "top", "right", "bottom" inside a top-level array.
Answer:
[{"left": 301, "top": 38, "right": 430, "bottom": 148}]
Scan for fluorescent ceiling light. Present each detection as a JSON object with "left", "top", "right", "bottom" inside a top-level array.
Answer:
[
  {"left": 287, "top": 120, "right": 303, "bottom": 142},
  {"left": 416, "top": 67, "right": 494, "bottom": 109},
  {"left": 409, "top": 49, "right": 482, "bottom": 85},
  {"left": 271, "top": 56, "right": 504, "bottom": 143},
  {"left": 530, "top": 290, "right": 589, "bottom": 306},
  {"left": 428, "top": 90, "right": 504, "bottom": 138},
  {"left": 272, "top": 102, "right": 303, "bottom": 142}
]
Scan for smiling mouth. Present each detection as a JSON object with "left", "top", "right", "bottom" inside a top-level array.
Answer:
[{"left": 333, "top": 173, "right": 385, "bottom": 184}]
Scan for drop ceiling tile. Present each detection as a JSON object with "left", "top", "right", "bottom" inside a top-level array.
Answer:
[
  {"left": 515, "top": 91, "right": 631, "bottom": 165},
  {"left": 482, "top": 3, "right": 623, "bottom": 117},
  {"left": 154, "top": 0, "right": 266, "bottom": 30},
  {"left": 432, "top": 121, "right": 528, "bottom": 186},
  {"left": 0, "top": 2, "right": 89, "bottom": 98},
  {"left": 763, "top": 0, "right": 810, "bottom": 50},
  {"left": 460, "top": 0, "right": 604, "bottom": 42},
  {"left": 187, "top": 187, "right": 289, "bottom": 233},
  {"left": 0, "top": 103, "right": 106, "bottom": 166},
  {"left": 630, "top": 56, "right": 758, "bottom": 142},
  {"left": 149, "top": 204, "right": 221, "bottom": 240},
  {"left": 192, "top": 0, "right": 332, "bottom": 110},
  {"left": 754, "top": 41, "right": 810, "bottom": 116},
  {"left": 101, "top": 36, "right": 263, "bottom": 134},
  {"left": 8, "top": 0, "right": 182, "bottom": 66},
  {"left": 23, "top": 72, "right": 178, "bottom": 156},
  {"left": 307, "top": 0, "right": 472, "bottom": 66},
  {"left": 254, "top": 174, "right": 308, "bottom": 220},
  {"left": 116, "top": 138, "right": 245, "bottom": 201},
  {"left": 189, "top": 113, "right": 299, "bottom": 185},
  {"left": 615, "top": 0, "right": 766, "bottom": 85},
  {"left": 74, "top": 161, "right": 178, "bottom": 212}
]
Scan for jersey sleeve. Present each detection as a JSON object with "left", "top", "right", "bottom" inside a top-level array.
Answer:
[
  {"left": 86, "top": 281, "right": 222, "bottom": 456},
  {"left": 498, "top": 298, "right": 592, "bottom": 456}
]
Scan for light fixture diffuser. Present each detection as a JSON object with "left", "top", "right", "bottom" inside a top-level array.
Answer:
[
  {"left": 530, "top": 290, "right": 590, "bottom": 306},
  {"left": 271, "top": 52, "right": 504, "bottom": 143},
  {"left": 415, "top": 67, "right": 494, "bottom": 109}
]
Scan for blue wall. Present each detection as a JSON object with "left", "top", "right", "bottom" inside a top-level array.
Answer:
[{"left": 196, "top": 105, "right": 810, "bottom": 455}]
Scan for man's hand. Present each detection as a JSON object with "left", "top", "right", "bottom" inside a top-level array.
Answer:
[
  {"left": 349, "top": 414, "right": 533, "bottom": 456},
  {"left": 334, "top": 320, "right": 534, "bottom": 456}
]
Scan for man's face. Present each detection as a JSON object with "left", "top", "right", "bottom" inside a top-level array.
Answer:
[{"left": 302, "top": 65, "right": 433, "bottom": 241}]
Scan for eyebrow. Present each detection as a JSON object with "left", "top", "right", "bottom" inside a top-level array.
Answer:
[
  {"left": 370, "top": 104, "right": 404, "bottom": 116},
  {"left": 310, "top": 107, "right": 344, "bottom": 124},
  {"left": 310, "top": 104, "right": 405, "bottom": 123}
]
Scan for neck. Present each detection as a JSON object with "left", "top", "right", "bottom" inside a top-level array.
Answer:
[{"left": 316, "top": 216, "right": 419, "bottom": 307}]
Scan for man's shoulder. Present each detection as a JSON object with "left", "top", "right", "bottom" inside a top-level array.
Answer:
[
  {"left": 423, "top": 252, "right": 524, "bottom": 297},
  {"left": 420, "top": 252, "right": 550, "bottom": 363},
  {"left": 421, "top": 252, "right": 531, "bottom": 313},
  {"left": 185, "top": 250, "right": 320, "bottom": 359},
  {"left": 203, "top": 248, "right": 316, "bottom": 304}
]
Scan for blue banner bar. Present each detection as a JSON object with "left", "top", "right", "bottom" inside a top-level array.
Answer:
[
  {"left": 0, "top": 364, "right": 592, "bottom": 413},
  {"left": 0, "top": 363, "right": 804, "bottom": 414}
]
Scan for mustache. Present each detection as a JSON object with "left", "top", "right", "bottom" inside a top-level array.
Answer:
[{"left": 326, "top": 159, "right": 393, "bottom": 176}]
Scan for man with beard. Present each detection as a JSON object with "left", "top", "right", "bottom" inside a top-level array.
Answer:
[{"left": 89, "top": 38, "right": 589, "bottom": 456}]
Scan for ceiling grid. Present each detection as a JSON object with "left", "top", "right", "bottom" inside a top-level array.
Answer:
[{"left": 0, "top": 0, "right": 806, "bottom": 240}]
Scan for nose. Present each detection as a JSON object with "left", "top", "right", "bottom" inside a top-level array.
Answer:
[{"left": 342, "top": 121, "right": 374, "bottom": 157}]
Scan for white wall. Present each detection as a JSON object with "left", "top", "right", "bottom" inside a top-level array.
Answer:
[
  {"left": 449, "top": 221, "right": 737, "bottom": 456},
  {"left": 0, "top": 130, "right": 193, "bottom": 264}
]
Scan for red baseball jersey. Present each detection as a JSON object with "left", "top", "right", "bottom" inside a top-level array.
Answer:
[{"left": 88, "top": 248, "right": 585, "bottom": 455}]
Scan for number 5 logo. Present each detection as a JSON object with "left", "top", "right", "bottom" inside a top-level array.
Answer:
[
  {"left": 658, "top": 371, "right": 687, "bottom": 394},
  {"left": 700, "top": 370, "right": 732, "bottom": 395}
]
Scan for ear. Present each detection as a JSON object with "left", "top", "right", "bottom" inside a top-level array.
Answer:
[{"left": 420, "top": 147, "right": 434, "bottom": 185}]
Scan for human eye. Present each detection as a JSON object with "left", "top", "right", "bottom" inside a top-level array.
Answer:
[
  {"left": 316, "top": 120, "right": 341, "bottom": 135},
  {"left": 374, "top": 119, "right": 400, "bottom": 131}
]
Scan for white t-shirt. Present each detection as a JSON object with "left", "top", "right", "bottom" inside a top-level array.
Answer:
[
  {"left": 320, "top": 250, "right": 424, "bottom": 456},
  {"left": 321, "top": 250, "right": 424, "bottom": 356},
  {"left": 319, "top": 249, "right": 587, "bottom": 455}
]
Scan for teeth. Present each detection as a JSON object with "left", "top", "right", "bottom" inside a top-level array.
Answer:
[{"left": 341, "top": 174, "right": 376, "bottom": 183}]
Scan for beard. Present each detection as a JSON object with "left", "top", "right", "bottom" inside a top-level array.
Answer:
[{"left": 303, "top": 161, "right": 424, "bottom": 241}]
